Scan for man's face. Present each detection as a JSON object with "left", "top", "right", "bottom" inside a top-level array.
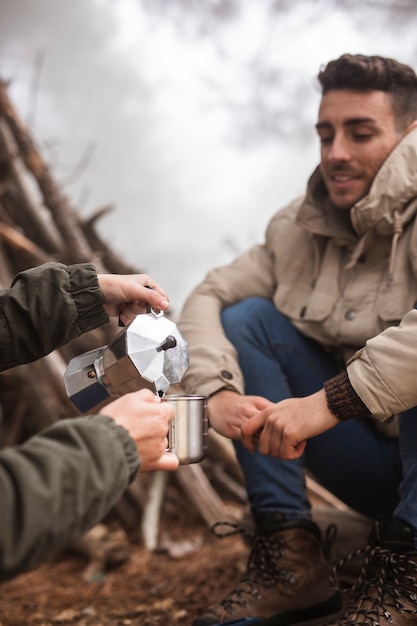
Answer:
[{"left": 316, "top": 89, "right": 403, "bottom": 210}]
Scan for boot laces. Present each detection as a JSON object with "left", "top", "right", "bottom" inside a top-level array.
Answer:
[
  {"left": 331, "top": 544, "right": 417, "bottom": 625},
  {"left": 210, "top": 521, "right": 293, "bottom": 612}
]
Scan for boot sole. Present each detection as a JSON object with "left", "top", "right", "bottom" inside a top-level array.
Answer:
[{"left": 258, "top": 592, "right": 343, "bottom": 626}]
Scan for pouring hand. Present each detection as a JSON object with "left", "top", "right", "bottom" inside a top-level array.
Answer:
[
  {"left": 208, "top": 390, "right": 273, "bottom": 440},
  {"left": 241, "top": 389, "right": 339, "bottom": 460},
  {"left": 100, "top": 389, "right": 179, "bottom": 472},
  {"left": 97, "top": 273, "right": 169, "bottom": 325}
]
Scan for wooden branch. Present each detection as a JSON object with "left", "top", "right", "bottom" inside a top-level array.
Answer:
[
  {"left": 306, "top": 475, "right": 352, "bottom": 512},
  {"left": 0, "top": 81, "right": 100, "bottom": 266},
  {"left": 175, "top": 464, "right": 238, "bottom": 528},
  {"left": 206, "top": 430, "right": 244, "bottom": 485},
  {"left": 0, "top": 361, "right": 66, "bottom": 445},
  {"left": 108, "top": 474, "right": 147, "bottom": 535},
  {"left": 0, "top": 79, "right": 261, "bottom": 555},
  {"left": 203, "top": 460, "right": 247, "bottom": 504},
  {"left": 0, "top": 118, "right": 63, "bottom": 253},
  {"left": 141, "top": 471, "right": 168, "bottom": 550},
  {"left": 0, "top": 240, "right": 15, "bottom": 287},
  {"left": 0, "top": 222, "right": 53, "bottom": 264},
  {"left": 81, "top": 205, "right": 140, "bottom": 275}
]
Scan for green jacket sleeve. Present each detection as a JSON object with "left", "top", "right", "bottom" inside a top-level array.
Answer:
[
  {"left": 0, "top": 262, "right": 109, "bottom": 370},
  {"left": 0, "top": 262, "right": 140, "bottom": 580},
  {"left": 0, "top": 414, "right": 139, "bottom": 581}
]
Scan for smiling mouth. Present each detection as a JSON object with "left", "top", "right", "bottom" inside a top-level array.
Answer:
[{"left": 331, "top": 174, "right": 359, "bottom": 182}]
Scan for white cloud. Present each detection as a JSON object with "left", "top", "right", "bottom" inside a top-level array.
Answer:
[{"left": 0, "top": 0, "right": 416, "bottom": 311}]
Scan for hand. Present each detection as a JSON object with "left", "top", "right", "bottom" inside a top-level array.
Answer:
[
  {"left": 97, "top": 273, "right": 170, "bottom": 326},
  {"left": 100, "top": 389, "right": 179, "bottom": 471},
  {"left": 208, "top": 390, "right": 273, "bottom": 440},
  {"left": 241, "top": 389, "right": 340, "bottom": 460}
]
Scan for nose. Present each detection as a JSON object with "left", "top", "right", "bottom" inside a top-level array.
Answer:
[{"left": 326, "top": 132, "right": 351, "bottom": 162}]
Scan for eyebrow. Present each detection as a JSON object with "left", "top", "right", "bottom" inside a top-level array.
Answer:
[{"left": 315, "top": 117, "right": 378, "bottom": 131}]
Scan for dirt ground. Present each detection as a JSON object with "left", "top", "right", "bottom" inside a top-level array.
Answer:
[
  {"left": 0, "top": 477, "right": 368, "bottom": 626},
  {"left": 0, "top": 491, "right": 248, "bottom": 626}
]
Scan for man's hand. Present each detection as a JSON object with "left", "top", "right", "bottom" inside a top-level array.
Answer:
[
  {"left": 97, "top": 273, "right": 169, "bottom": 326},
  {"left": 208, "top": 390, "right": 274, "bottom": 440},
  {"left": 241, "top": 389, "right": 340, "bottom": 460},
  {"left": 100, "top": 389, "right": 179, "bottom": 471}
]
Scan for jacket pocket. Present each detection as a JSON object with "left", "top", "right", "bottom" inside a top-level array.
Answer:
[
  {"left": 376, "top": 282, "right": 417, "bottom": 328},
  {"left": 274, "top": 281, "right": 338, "bottom": 322}
]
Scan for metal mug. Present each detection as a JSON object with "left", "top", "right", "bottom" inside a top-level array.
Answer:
[{"left": 162, "top": 394, "right": 208, "bottom": 464}]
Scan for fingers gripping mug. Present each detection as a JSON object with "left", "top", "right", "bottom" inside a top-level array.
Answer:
[{"left": 162, "top": 394, "right": 208, "bottom": 464}]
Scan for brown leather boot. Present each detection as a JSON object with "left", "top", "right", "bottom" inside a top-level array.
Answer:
[
  {"left": 192, "top": 516, "right": 343, "bottom": 626},
  {"left": 326, "top": 519, "right": 417, "bottom": 625}
]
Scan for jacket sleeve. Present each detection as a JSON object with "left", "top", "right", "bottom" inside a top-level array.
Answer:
[
  {"left": 178, "top": 241, "right": 276, "bottom": 397},
  {"left": 178, "top": 203, "right": 302, "bottom": 398},
  {"left": 346, "top": 308, "right": 417, "bottom": 419},
  {"left": 0, "top": 262, "right": 109, "bottom": 371},
  {"left": 0, "top": 414, "right": 139, "bottom": 581},
  {"left": 323, "top": 370, "right": 371, "bottom": 421}
]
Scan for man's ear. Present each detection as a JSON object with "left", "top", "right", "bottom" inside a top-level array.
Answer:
[
  {"left": 401, "top": 120, "right": 417, "bottom": 139},
  {"left": 406, "top": 120, "right": 417, "bottom": 133}
]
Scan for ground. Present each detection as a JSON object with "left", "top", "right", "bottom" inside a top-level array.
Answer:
[
  {"left": 0, "top": 494, "right": 247, "bottom": 626},
  {"left": 0, "top": 481, "right": 367, "bottom": 626}
]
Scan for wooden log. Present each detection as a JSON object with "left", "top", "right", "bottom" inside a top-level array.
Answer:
[
  {"left": 306, "top": 475, "right": 351, "bottom": 511},
  {"left": 141, "top": 470, "right": 169, "bottom": 550},
  {"left": 206, "top": 429, "right": 244, "bottom": 485},
  {"left": 0, "top": 362, "right": 65, "bottom": 445},
  {"left": 0, "top": 240, "right": 14, "bottom": 287},
  {"left": 202, "top": 458, "right": 247, "bottom": 504},
  {"left": 0, "top": 118, "right": 63, "bottom": 253},
  {"left": 81, "top": 205, "right": 140, "bottom": 275},
  {"left": 0, "top": 222, "right": 53, "bottom": 264},
  {"left": 107, "top": 473, "right": 147, "bottom": 535},
  {"left": 175, "top": 464, "right": 239, "bottom": 528},
  {"left": 0, "top": 81, "right": 101, "bottom": 267},
  {"left": 0, "top": 79, "right": 277, "bottom": 556}
]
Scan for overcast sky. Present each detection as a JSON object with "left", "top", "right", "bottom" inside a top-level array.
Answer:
[{"left": 1, "top": 0, "right": 416, "bottom": 312}]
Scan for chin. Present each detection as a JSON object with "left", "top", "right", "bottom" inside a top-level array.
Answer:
[{"left": 331, "top": 199, "right": 355, "bottom": 211}]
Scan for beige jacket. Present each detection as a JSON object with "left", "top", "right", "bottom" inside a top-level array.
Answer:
[
  {"left": 347, "top": 308, "right": 417, "bottom": 420},
  {"left": 179, "top": 127, "right": 417, "bottom": 436}
]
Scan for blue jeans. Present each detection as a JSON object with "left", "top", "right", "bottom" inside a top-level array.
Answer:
[{"left": 221, "top": 298, "right": 417, "bottom": 540}]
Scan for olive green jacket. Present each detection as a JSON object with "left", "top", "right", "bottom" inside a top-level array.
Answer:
[
  {"left": 179, "top": 126, "right": 417, "bottom": 435},
  {"left": 0, "top": 262, "right": 139, "bottom": 581}
]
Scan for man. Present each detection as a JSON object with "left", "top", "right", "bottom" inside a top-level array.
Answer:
[
  {"left": 0, "top": 262, "right": 178, "bottom": 581},
  {"left": 178, "top": 54, "right": 417, "bottom": 625}
]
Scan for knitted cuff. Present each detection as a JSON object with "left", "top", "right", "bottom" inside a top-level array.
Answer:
[{"left": 323, "top": 370, "right": 371, "bottom": 421}]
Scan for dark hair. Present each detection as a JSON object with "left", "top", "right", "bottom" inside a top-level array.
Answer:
[{"left": 317, "top": 54, "right": 417, "bottom": 130}]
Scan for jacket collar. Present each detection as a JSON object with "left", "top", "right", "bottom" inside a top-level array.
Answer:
[
  {"left": 296, "top": 125, "right": 417, "bottom": 241},
  {"left": 351, "top": 125, "right": 417, "bottom": 237}
]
